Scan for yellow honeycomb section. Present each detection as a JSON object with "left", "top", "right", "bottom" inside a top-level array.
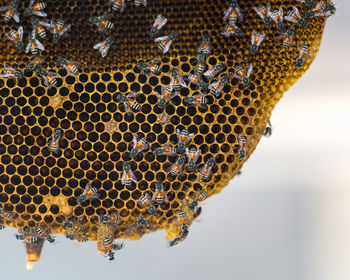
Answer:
[{"left": 0, "top": 0, "right": 327, "bottom": 261}]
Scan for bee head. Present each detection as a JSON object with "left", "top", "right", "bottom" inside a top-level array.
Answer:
[
  {"left": 16, "top": 41, "right": 24, "bottom": 50},
  {"left": 207, "top": 158, "right": 215, "bottom": 168},
  {"left": 130, "top": 148, "right": 138, "bottom": 159},
  {"left": 250, "top": 45, "right": 258, "bottom": 55},
  {"left": 123, "top": 162, "right": 131, "bottom": 171},
  {"left": 77, "top": 194, "right": 87, "bottom": 204},
  {"left": 23, "top": 8, "right": 31, "bottom": 17},
  {"left": 14, "top": 71, "right": 24, "bottom": 79},
  {"left": 30, "top": 16, "right": 38, "bottom": 26},
  {"left": 158, "top": 98, "right": 167, "bottom": 108}
]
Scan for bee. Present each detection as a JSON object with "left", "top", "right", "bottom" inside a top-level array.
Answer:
[
  {"left": 30, "top": 16, "right": 49, "bottom": 40},
  {"left": 116, "top": 91, "right": 141, "bottom": 114},
  {"left": 185, "top": 148, "right": 201, "bottom": 172},
  {"left": 149, "top": 14, "right": 168, "bottom": 37},
  {"left": 296, "top": 45, "right": 309, "bottom": 68},
  {"left": 209, "top": 74, "right": 229, "bottom": 97},
  {"left": 152, "top": 181, "right": 168, "bottom": 204},
  {"left": 285, "top": 7, "right": 308, "bottom": 28},
  {"left": 36, "top": 227, "right": 55, "bottom": 243},
  {"left": 155, "top": 32, "right": 178, "bottom": 54},
  {"left": 36, "top": 67, "right": 57, "bottom": 88},
  {"left": 89, "top": 13, "right": 115, "bottom": 33},
  {"left": 57, "top": 57, "right": 80, "bottom": 75},
  {"left": 231, "top": 63, "right": 253, "bottom": 88},
  {"left": 254, "top": 3, "right": 272, "bottom": 27},
  {"left": 24, "top": 0, "right": 47, "bottom": 17},
  {"left": 134, "top": 0, "right": 147, "bottom": 7},
  {"left": 263, "top": 121, "right": 272, "bottom": 137},
  {"left": 130, "top": 134, "right": 149, "bottom": 159},
  {"left": 269, "top": 8, "right": 284, "bottom": 31},
  {"left": 43, "top": 19, "right": 71, "bottom": 43},
  {"left": 0, "top": 64, "right": 24, "bottom": 82},
  {"left": 176, "top": 129, "right": 194, "bottom": 154},
  {"left": 153, "top": 143, "right": 177, "bottom": 157},
  {"left": 324, "top": 1, "right": 336, "bottom": 17},
  {"left": 0, "top": 0, "right": 20, "bottom": 23},
  {"left": 136, "top": 217, "right": 155, "bottom": 231},
  {"left": 250, "top": 30, "right": 265, "bottom": 55},
  {"left": 305, "top": 1, "right": 327, "bottom": 19},
  {"left": 170, "top": 68, "right": 186, "bottom": 92},
  {"left": 77, "top": 182, "right": 100, "bottom": 204},
  {"left": 275, "top": 26, "right": 295, "bottom": 48},
  {"left": 138, "top": 193, "right": 157, "bottom": 215},
  {"left": 196, "top": 31, "right": 212, "bottom": 57},
  {"left": 5, "top": 26, "right": 24, "bottom": 50},
  {"left": 204, "top": 63, "right": 226, "bottom": 80},
  {"left": 137, "top": 60, "right": 161, "bottom": 75},
  {"left": 99, "top": 212, "right": 120, "bottom": 225},
  {"left": 296, "top": 0, "right": 315, "bottom": 7},
  {"left": 223, "top": 0, "right": 243, "bottom": 25},
  {"left": 221, "top": 23, "right": 244, "bottom": 38},
  {"left": 25, "top": 29, "right": 44, "bottom": 55},
  {"left": 48, "top": 129, "right": 62, "bottom": 154},
  {"left": 187, "top": 70, "right": 202, "bottom": 86},
  {"left": 94, "top": 36, "right": 115, "bottom": 57},
  {"left": 238, "top": 136, "right": 247, "bottom": 160},
  {"left": 168, "top": 155, "right": 187, "bottom": 177},
  {"left": 196, "top": 53, "right": 207, "bottom": 74},
  {"left": 198, "top": 158, "right": 215, "bottom": 182},
  {"left": 108, "top": 0, "right": 126, "bottom": 13},
  {"left": 0, "top": 207, "right": 15, "bottom": 221},
  {"left": 121, "top": 162, "right": 137, "bottom": 188},
  {"left": 188, "top": 190, "right": 208, "bottom": 211},
  {"left": 154, "top": 86, "right": 176, "bottom": 109},
  {"left": 102, "top": 238, "right": 124, "bottom": 260},
  {"left": 183, "top": 94, "right": 208, "bottom": 109},
  {"left": 63, "top": 218, "right": 87, "bottom": 234}
]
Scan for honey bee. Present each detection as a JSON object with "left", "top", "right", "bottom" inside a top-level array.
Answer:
[
  {"left": 154, "top": 86, "right": 176, "bottom": 109},
  {"left": 296, "top": 45, "right": 309, "bottom": 68},
  {"left": 305, "top": 1, "right": 327, "bottom": 19},
  {"left": 5, "top": 26, "right": 23, "bottom": 50},
  {"left": 62, "top": 218, "right": 86, "bottom": 234},
  {"left": 285, "top": 6, "right": 308, "bottom": 28},
  {"left": 324, "top": 2, "right": 336, "bottom": 17},
  {"left": 0, "top": 64, "right": 24, "bottom": 82},
  {"left": 108, "top": 0, "right": 126, "bottom": 13},
  {"left": 89, "top": 13, "right": 115, "bottom": 33},
  {"left": 153, "top": 143, "right": 177, "bottom": 157},
  {"left": 209, "top": 74, "right": 229, "bottom": 97},
  {"left": 149, "top": 14, "right": 168, "bottom": 37},
  {"left": 36, "top": 67, "right": 58, "bottom": 88},
  {"left": 116, "top": 91, "right": 141, "bottom": 114},
  {"left": 231, "top": 63, "right": 253, "bottom": 88},
  {"left": 138, "top": 193, "right": 157, "bottom": 215},
  {"left": 77, "top": 182, "right": 100, "bottom": 204},
  {"left": 137, "top": 59, "right": 161, "bottom": 75},
  {"left": 48, "top": 128, "right": 62, "bottom": 154},
  {"left": 185, "top": 148, "right": 201, "bottom": 172},
  {"left": 198, "top": 157, "right": 215, "bottom": 182},
  {"left": 296, "top": 0, "right": 315, "bottom": 7},
  {"left": 188, "top": 190, "right": 207, "bottom": 211},
  {"left": 250, "top": 30, "right": 265, "bottom": 55},
  {"left": 168, "top": 155, "right": 187, "bottom": 177},
  {"left": 196, "top": 31, "right": 212, "bottom": 57},
  {"left": 0, "top": 0, "right": 20, "bottom": 23},
  {"left": 57, "top": 57, "right": 80, "bottom": 75},
  {"left": 155, "top": 32, "right": 178, "bottom": 54},
  {"left": 187, "top": 70, "right": 202, "bottom": 86},
  {"left": 134, "top": 0, "right": 147, "bottom": 7},
  {"left": 183, "top": 93, "right": 208, "bottom": 109},
  {"left": 170, "top": 68, "right": 186, "bottom": 92},
  {"left": 238, "top": 136, "right": 247, "bottom": 160},
  {"left": 102, "top": 237, "right": 124, "bottom": 261},
  {"left": 137, "top": 217, "right": 155, "bottom": 231},
  {"left": 0, "top": 207, "right": 15, "bottom": 221},
  {"left": 36, "top": 227, "right": 55, "bottom": 243},
  {"left": 99, "top": 211, "right": 120, "bottom": 225},
  {"left": 275, "top": 26, "right": 295, "bottom": 48},
  {"left": 130, "top": 134, "right": 149, "bottom": 158},
  {"left": 152, "top": 181, "right": 168, "bottom": 204},
  {"left": 25, "top": 29, "right": 45, "bottom": 55},
  {"left": 223, "top": 0, "right": 243, "bottom": 25},
  {"left": 30, "top": 16, "right": 49, "bottom": 40},
  {"left": 269, "top": 8, "right": 284, "bottom": 31},
  {"left": 221, "top": 23, "right": 244, "bottom": 38},
  {"left": 43, "top": 19, "right": 71, "bottom": 43},
  {"left": 204, "top": 63, "right": 226, "bottom": 80},
  {"left": 24, "top": 0, "right": 47, "bottom": 17},
  {"left": 196, "top": 53, "right": 207, "bottom": 74},
  {"left": 121, "top": 162, "right": 137, "bottom": 188},
  {"left": 263, "top": 120, "right": 272, "bottom": 137},
  {"left": 254, "top": 3, "right": 272, "bottom": 27},
  {"left": 176, "top": 129, "right": 194, "bottom": 154}
]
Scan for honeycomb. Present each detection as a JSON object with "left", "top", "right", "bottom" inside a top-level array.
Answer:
[{"left": 0, "top": 0, "right": 329, "bottom": 265}]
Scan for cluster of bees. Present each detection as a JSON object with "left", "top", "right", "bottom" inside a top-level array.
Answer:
[{"left": 0, "top": 0, "right": 335, "bottom": 262}]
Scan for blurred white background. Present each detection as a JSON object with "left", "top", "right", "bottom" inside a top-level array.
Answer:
[{"left": 0, "top": 1, "right": 349, "bottom": 279}]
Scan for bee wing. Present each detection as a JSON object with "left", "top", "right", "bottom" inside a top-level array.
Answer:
[
  {"left": 179, "top": 76, "right": 187, "bottom": 87},
  {"left": 121, "top": 170, "right": 126, "bottom": 185},
  {"left": 251, "top": 30, "right": 256, "bottom": 44},
  {"left": 93, "top": 42, "right": 103, "bottom": 49},
  {"left": 151, "top": 190, "right": 157, "bottom": 202},
  {"left": 131, "top": 171, "right": 137, "bottom": 183},
  {"left": 246, "top": 63, "right": 253, "bottom": 77},
  {"left": 162, "top": 40, "right": 172, "bottom": 54},
  {"left": 18, "top": 26, "right": 23, "bottom": 40},
  {"left": 142, "top": 0, "right": 147, "bottom": 6},
  {"left": 133, "top": 134, "right": 139, "bottom": 148},
  {"left": 0, "top": 6, "right": 9, "bottom": 12},
  {"left": 223, "top": 7, "right": 232, "bottom": 21},
  {"left": 13, "top": 11, "right": 20, "bottom": 23},
  {"left": 293, "top": 6, "right": 301, "bottom": 18},
  {"left": 237, "top": 8, "right": 243, "bottom": 21},
  {"left": 25, "top": 40, "right": 31, "bottom": 53},
  {"left": 266, "top": 2, "right": 271, "bottom": 13},
  {"left": 29, "top": 0, "right": 35, "bottom": 6},
  {"left": 154, "top": 35, "right": 168, "bottom": 42},
  {"left": 42, "top": 76, "right": 49, "bottom": 87},
  {"left": 40, "top": 21, "right": 54, "bottom": 30},
  {"left": 185, "top": 148, "right": 191, "bottom": 161},
  {"left": 155, "top": 14, "right": 168, "bottom": 29},
  {"left": 35, "top": 39, "right": 45, "bottom": 51},
  {"left": 59, "top": 24, "right": 71, "bottom": 36},
  {"left": 120, "top": 0, "right": 126, "bottom": 12},
  {"left": 163, "top": 189, "right": 169, "bottom": 203},
  {"left": 5, "top": 33, "right": 15, "bottom": 42},
  {"left": 141, "top": 141, "right": 149, "bottom": 152},
  {"left": 32, "top": 11, "right": 47, "bottom": 17}
]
